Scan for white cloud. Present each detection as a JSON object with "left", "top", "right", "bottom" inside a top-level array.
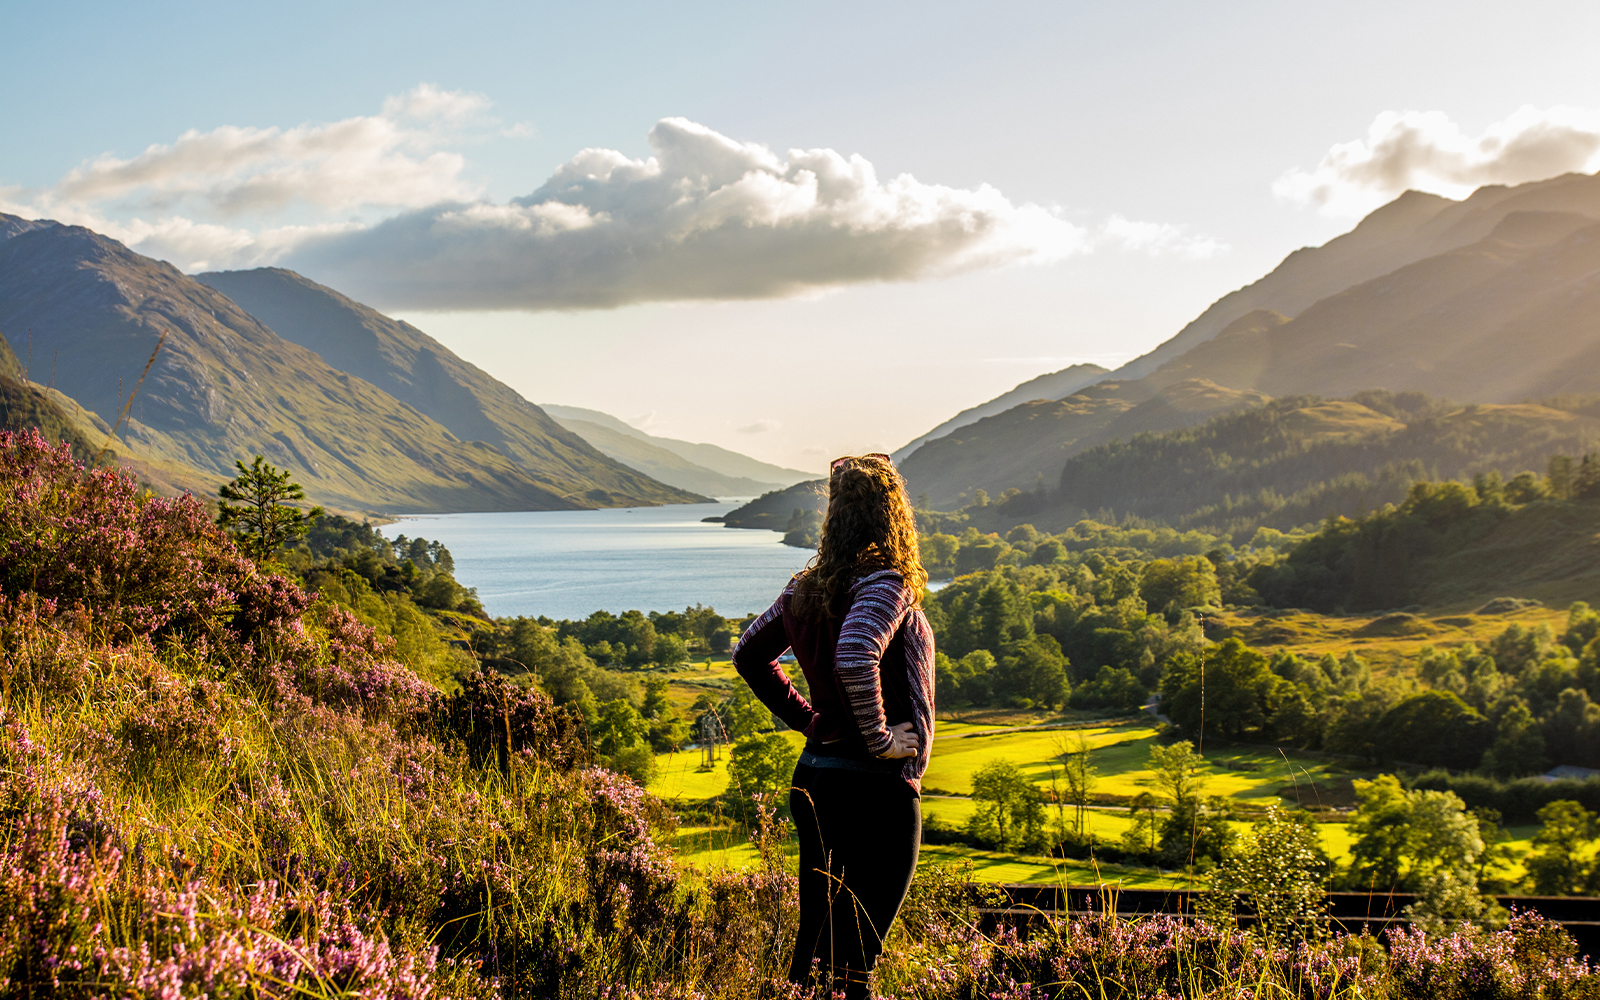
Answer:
[
  {"left": 1099, "top": 215, "right": 1228, "bottom": 259},
  {"left": 380, "top": 82, "right": 491, "bottom": 123},
  {"left": 50, "top": 91, "right": 484, "bottom": 217},
  {"left": 5, "top": 97, "right": 1218, "bottom": 303},
  {"left": 1275, "top": 106, "right": 1600, "bottom": 216},
  {"left": 737, "top": 419, "right": 781, "bottom": 434},
  {"left": 3, "top": 85, "right": 498, "bottom": 270},
  {"left": 285, "top": 117, "right": 1093, "bottom": 309}
]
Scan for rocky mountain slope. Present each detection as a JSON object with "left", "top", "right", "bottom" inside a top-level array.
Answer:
[
  {"left": 193, "top": 267, "right": 704, "bottom": 506},
  {"left": 0, "top": 221, "right": 695, "bottom": 513}
]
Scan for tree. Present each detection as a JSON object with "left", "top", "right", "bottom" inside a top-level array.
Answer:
[
  {"left": 1057, "top": 732, "right": 1097, "bottom": 835},
  {"left": 1524, "top": 800, "right": 1598, "bottom": 896},
  {"left": 653, "top": 633, "right": 689, "bottom": 667},
  {"left": 1348, "top": 775, "right": 1413, "bottom": 889},
  {"left": 1208, "top": 807, "right": 1331, "bottom": 944},
  {"left": 992, "top": 635, "right": 1070, "bottom": 709},
  {"left": 723, "top": 688, "right": 773, "bottom": 738},
  {"left": 1375, "top": 691, "right": 1492, "bottom": 771},
  {"left": 1149, "top": 740, "right": 1206, "bottom": 809},
  {"left": 1139, "top": 556, "right": 1221, "bottom": 616},
  {"left": 1348, "top": 775, "right": 1485, "bottom": 900},
  {"left": 1122, "top": 791, "right": 1161, "bottom": 855},
  {"left": 592, "top": 698, "right": 647, "bottom": 757},
  {"left": 936, "top": 649, "right": 994, "bottom": 706},
  {"left": 725, "top": 732, "right": 800, "bottom": 823},
  {"left": 969, "top": 759, "right": 1045, "bottom": 851},
  {"left": 1481, "top": 697, "right": 1548, "bottom": 777},
  {"left": 1549, "top": 455, "right": 1575, "bottom": 500},
  {"left": 217, "top": 455, "right": 323, "bottom": 561},
  {"left": 1160, "top": 640, "right": 1291, "bottom": 741}
]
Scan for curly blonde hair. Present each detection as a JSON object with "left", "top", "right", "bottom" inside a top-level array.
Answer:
[{"left": 790, "top": 455, "right": 927, "bottom": 619}]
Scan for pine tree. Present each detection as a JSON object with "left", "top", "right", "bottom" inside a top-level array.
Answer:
[{"left": 217, "top": 455, "right": 324, "bottom": 561}]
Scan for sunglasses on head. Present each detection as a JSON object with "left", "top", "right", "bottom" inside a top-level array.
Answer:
[{"left": 831, "top": 453, "right": 891, "bottom": 472}]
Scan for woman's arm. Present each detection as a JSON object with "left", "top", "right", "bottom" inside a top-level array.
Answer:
[
  {"left": 732, "top": 592, "right": 819, "bottom": 734},
  {"left": 834, "top": 572, "right": 913, "bottom": 757}
]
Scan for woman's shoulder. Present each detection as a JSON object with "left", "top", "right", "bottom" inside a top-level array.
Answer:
[
  {"left": 850, "top": 569, "right": 913, "bottom": 605},
  {"left": 850, "top": 567, "right": 905, "bottom": 589}
]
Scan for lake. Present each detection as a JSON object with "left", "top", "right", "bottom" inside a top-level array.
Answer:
[{"left": 381, "top": 503, "right": 812, "bottom": 621}]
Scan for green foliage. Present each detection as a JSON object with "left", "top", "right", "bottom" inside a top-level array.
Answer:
[
  {"left": 1046, "top": 392, "right": 1600, "bottom": 537},
  {"left": 1347, "top": 775, "right": 1486, "bottom": 907},
  {"left": 1139, "top": 556, "right": 1221, "bottom": 616},
  {"left": 1376, "top": 691, "right": 1491, "bottom": 771},
  {"left": 921, "top": 546, "right": 1205, "bottom": 711},
  {"left": 967, "top": 760, "right": 1046, "bottom": 852},
  {"left": 1069, "top": 664, "right": 1148, "bottom": 712},
  {"left": 1207, "top": 807, "right": 1332, "bottom": 944},
  {"left": 724, "top": 732, "right": 800, "bottom": 823},
  {"left": 1524, "top": 800, "right": 1600, "bottom": 895},
  {"left": 217, "top": 455, "right": 324, "bottom": 561}
]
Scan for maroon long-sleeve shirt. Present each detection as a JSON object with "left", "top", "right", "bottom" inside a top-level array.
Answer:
[{"left": 732, "top": 569, "right": 936, "bottom": 791}]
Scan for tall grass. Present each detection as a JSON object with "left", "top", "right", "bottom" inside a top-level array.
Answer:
[{"left": 3, "top": 427, "right": 1599, "bottom": 998}]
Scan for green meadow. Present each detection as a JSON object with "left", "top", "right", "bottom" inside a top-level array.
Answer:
[{"left": 653, "top": 712, "right": 1549, "bottom": 888}]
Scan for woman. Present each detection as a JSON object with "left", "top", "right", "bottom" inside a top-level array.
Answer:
[{"left": 732, "top": 453, "right": 935, "bottom": 999}]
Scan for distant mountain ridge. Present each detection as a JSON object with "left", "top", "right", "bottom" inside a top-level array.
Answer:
[
  {"left": 890, "top": 363, "right": 1109, "bottom": 462},
  {"left": 194, "top": 267, "right": 705, "bottom": 507},
  {"left": 541, "top": 404, "right": 813, "bottom": 488},
  {"left": 895, "top": 170, "right": 1600, "bottom": 508},
  {"left": 0, "top": 218, "right": 702, "bottom": 513}
]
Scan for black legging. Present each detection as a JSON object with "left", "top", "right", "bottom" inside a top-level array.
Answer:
[{"left": 787, "top": 761, "right": 922, "bottom": 999}]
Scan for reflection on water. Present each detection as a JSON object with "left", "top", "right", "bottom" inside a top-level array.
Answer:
[{"left": 381, "top": 503, "right": 812, "bottom": 620}]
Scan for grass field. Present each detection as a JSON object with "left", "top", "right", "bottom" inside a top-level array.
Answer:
[{"left": 651, "top": 603, "right": 1571, "bottom": 886}]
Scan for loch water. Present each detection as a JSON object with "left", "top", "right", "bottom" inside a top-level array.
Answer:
[{"left": 381, "top": 502, "right": 812, "bottom": 620}]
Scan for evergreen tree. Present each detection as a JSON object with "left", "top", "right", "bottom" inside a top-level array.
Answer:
[{"left": 217, "top": 455, "right": 323, "bottom": 561}]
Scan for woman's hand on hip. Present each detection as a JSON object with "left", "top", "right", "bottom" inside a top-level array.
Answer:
[{"left": 880, "top": 722, "right": 920, "bottom": 759}]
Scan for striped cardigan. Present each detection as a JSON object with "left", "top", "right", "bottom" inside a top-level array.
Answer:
[{"left": 732, "top": 569, "right": 936, "bottom": 791}]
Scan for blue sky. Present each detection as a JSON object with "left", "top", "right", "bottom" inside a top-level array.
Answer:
[{"left": 5, "top": 1, "right": 1600, "bottom": 470}]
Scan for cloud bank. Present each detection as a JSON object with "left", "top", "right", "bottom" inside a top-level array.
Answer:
[
  {"left": 3, "top": 88, "right": 1225, "bottom": 307},
  {"left": 1276, "top": 106, "right": 1600, "bottom": 216},
  {"left": 2, "top": 84, "right": 502, "bottom": 271},
  {"left": 286, "top": 118, "right": 1089, "bottom": 309}
]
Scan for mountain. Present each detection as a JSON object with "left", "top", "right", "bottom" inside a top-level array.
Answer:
[
  {"left": 0, "top": 222, "right": 696, "bottom": 513},
  {"left": 897, "top": 170, "right": 1600, "bottom": 505},
  {"left": 0, "top": 331, "right": 230, "bottom": 496},
  {"left": 0, "top": 332, "right": 98, "bottom": 457},
  {"left": 192, "top": 267, "right": 704, "bottom": 506},
  {"left": 890, "top": 363, "right": 1109, "bottom": 461},
  {"left": 717, "top": 480, "right": 825, "bottom": 532},
  {"left": 541, "top": 404, "right": 813, "bottom": 487},
  {"left": 1136, "top": 211, "right": 1600, "bottom": 402},
  {"left": 898, "top": 378, "right": 1270, "bottom": 509},
  {"left": 1105, "top": 170, "right": 1600, "bottom": 385},
  {"left": 540, "top": 414, "right": 783, "bottom": 497}
]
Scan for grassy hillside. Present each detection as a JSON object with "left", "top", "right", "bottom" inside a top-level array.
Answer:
[
  {"left": 0, "top": 333, "right": 99, "bottom": 460},
  {"left": 1032, "top": 392, "right": 1600, "bottom": 535},
  {"left": 194, "top": 268, "right": 704, "bottom": 507},
  {"left": 0, "top": 223, "right": 664, "bottom": 514},
  {"left": 900, "top": 378, "right": 1271, "bottom": 509},
  {"left": 891, "top": 362, "right": 1109, "bottom": 461},
  {"left": 715, "top": 479, "right": 824, "bottom": 534}
]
